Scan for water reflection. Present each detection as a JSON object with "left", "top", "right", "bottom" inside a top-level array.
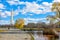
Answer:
[
  {"left": 59, "top": 32, "right": 60, "bottom": 40},
  {"left": 33, "top": 31, "right": 48, "bottom": 40}
]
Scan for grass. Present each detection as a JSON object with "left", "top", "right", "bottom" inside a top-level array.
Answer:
[
  {"left": 0, "top": 30, "right": 7, "bottom": 32},
  {"left": 29, "top": 33, "right": 34, "bottom": 40}
]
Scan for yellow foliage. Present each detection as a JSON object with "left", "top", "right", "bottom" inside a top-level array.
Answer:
[
  {"left": 15, "top": 19, "right": 24, "bottom": 29},
  {"left": 0, "top": 30, "right": 7, "bottom": 32},
  {"left": 51, "top": 2, "right": 60, "bottom": 18},
  {"left": 30, "top": 33, "right": 34, "bottom": 40},
  {"left": 47, "top": 16, "right": 56, "bottom": 24},
  {"left": 52, "top": 2, "right": 60, "bottom": 11},
  {"left": 56, "top": 22, "right": 60, "bottom": 25}
]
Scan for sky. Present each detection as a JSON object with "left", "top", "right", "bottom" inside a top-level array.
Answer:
[{"left": 0, "top": 0, "right": 59, "bottom": 25}]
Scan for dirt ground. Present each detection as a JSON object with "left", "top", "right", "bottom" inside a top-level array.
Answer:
[{"left": 0, "top": 34, "right": 31, "bottom": 40}]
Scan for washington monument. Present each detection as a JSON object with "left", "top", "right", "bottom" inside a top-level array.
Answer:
[{"left": 10, "top": 9, "right": 14, "bottom": 25}]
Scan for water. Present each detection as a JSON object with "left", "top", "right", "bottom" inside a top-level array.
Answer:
[
  {"left": 59, "top": 32, "right": 60, "bottom": 40},
  {"left": 33, "top": 31, "right": 48, "bottom": 40},
  {"left": 0, "top": 28, "right": 49, "bottom": 40}
]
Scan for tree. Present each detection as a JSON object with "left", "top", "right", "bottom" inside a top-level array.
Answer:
[
  {"left": 47, "top": 15, "right": 56, "bottom": 28},
  {"left": 51, "top": 2, "right": 60, "bottom": 18},
  {"left": 27, "top": 23, "right": 35, "bottom": 28},
  {"left": 15, "top": 19, "right": 24, "bottom": 29},
  {"left": 51, "top": 2, "right": 60, "bottom": 27},
  {"left": 47, "top": 15, "right": 56, "bottom": 24},
  {"left": 36, "top": 22, "right": 46, "bottom": 28}
]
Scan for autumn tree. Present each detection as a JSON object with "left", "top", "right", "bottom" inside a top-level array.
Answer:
[
  {"left": 15, "top": 19, "right": 24, "bottom": 29},
  {"left": 48, "top": 2, "right": 60, "bottom": 35},
  {"left": 47, "top": 15, "right": 56, "bottom": 24},
  {"left": 51, "top": 2, "right": 60, "bottom": 27},
  {"left": 46, "top": 15, "right": 57, "bottom": 28},
  {"left": 51, "top": 2, "right": 60, "bottom": 18}
]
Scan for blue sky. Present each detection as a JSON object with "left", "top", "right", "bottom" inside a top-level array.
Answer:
[{"left": 0, "top": 0, "right": 59, "bottom": 25}]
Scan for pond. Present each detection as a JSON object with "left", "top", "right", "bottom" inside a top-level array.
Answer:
[{"left": 33, "top": 31, "right": 48, "bottom": 40}]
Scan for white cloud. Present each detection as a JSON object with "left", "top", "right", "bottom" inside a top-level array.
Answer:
[
  {"left": 6, "top": 0, "right": 53, "bottom": 14},
  {"left": 42, "top": 2, "right": 52, "bottom": 6},
  {"left": 24, "top": 18, "right": 46, "bottom": 25},
  {"left": 42, "top": 2, "right": 50, "bottom": 6},
  {"left": 1, "top": 13, "right": 7, "bottom": 18},
  {"left": 5, "top": 11, "right": 11, "bottom": 16},
  {"left": 6, "top": 0, "right": 25, "bottom": 5},
  {"left": 0, "top": 11, "right": 7, "bottom": 18},
  {"left": 7, "top": 0, "right": 18, "bottom": 5},
  {"left": 42, "top": 2, "right": 52, "bottom": 13},
  {"left": 53, "top": 0, "right": 60, "bottom": 2},
  {"left": 0, "top": 20, "right": 10, "bottom": 25},
  {"left": 0, "top": 8, "right": 20, "bottom": 18},
  {"left": 3, "top": 10, "right": 19, "bottom": 17},
  {"left": 0, "top": 11, "right": 10, "bottom": 18},
  {"left": 18, "top": 2, "right": 25, "bottom": 4},
  {"left": 21, "top": 2, "right": 41, "bottom": 14},
  {"left": 0, "top": 1, "right": 53, "bottom": 18},
  {"left": 0, "top": 0, "right": 56, "bottom": 25},
  {"left": 14, "top": 10, "right": 19, "bottom": 15},
  {"left": 12, "top": 0, "right": 19, "bottom": 1},
  {"left": 0, "top": 3, "right": 5, "bottom": 9},
  {"left": 6, "top": 0, "right": 52, "bottom": 14},
  {"left": 21, "top": 2, "right": 52, "bottom": 14}
]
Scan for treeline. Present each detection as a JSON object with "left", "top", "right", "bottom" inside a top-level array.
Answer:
[
  {"left": 0, "top": 25, "right": 15, "bottom": 28},
  {"left": 0, "top": 22, "right": 60, "bottom": 28},
  {"left": 24, "top": 22, "right": 60, "bottom": 28}
]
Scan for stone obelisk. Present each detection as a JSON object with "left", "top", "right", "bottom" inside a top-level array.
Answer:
[{"left": 10, "top": 9, "right": 14, "bottom": 25}]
